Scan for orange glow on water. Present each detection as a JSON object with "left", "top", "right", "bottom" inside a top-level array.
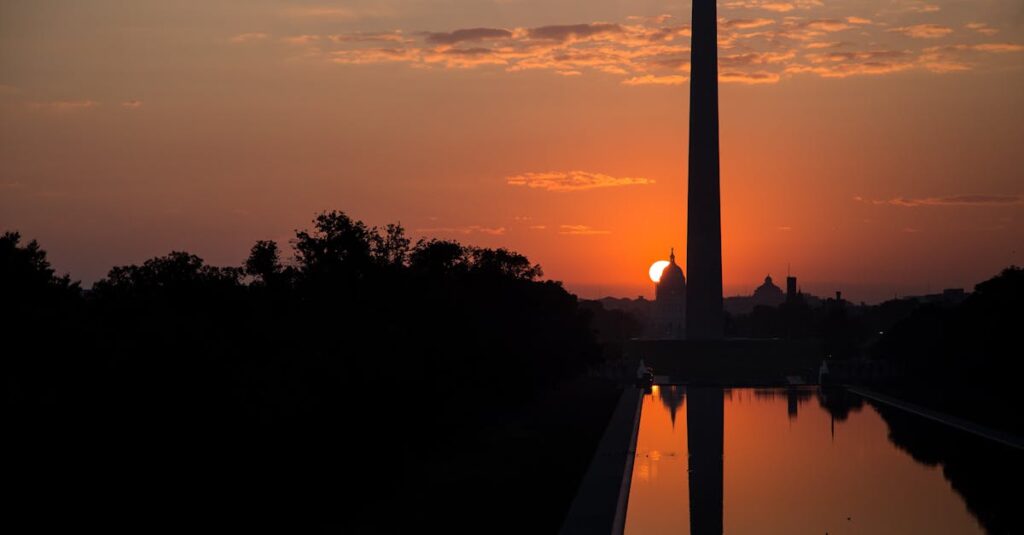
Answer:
[{"left": 624, "top": 388, "right": 986, "bottom": 535}]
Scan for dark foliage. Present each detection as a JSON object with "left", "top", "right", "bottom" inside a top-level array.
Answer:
[
  {"left": 870, "top": 266, "right": 1024, "bottom": 434},
  {"left": 5, "top": 212, "right": 615, "bottom": 531}
]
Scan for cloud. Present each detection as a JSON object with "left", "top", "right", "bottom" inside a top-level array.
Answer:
[
  {"left": 724, "top": 0, "right": 822, "bottom": 12},
  {"left": 559, "top": 225, "right": 611, "bottom": 235},
  {"left": 424, "top": 47, "right": 508, "bottom": 68},
  {"left": 290, "top": 13, "right": 1015, "bottom": 86},
  {"left": 759, "top": 3, "right": 798, "bottom": 12},
  {"left": 416, "top": 225, "right": 507, "bottom": 235},
  {"left": 121, "top": 100, "right": 143, "bottom": 109},
  {"left": 28, "top": 100, "right": 99, "bottom": 111},
  {"left": 622, "top": 74, "right": 688, "bottom": 85},
  {"left": 889, "top": 24, "right": 953, "bottom": 39},
  {"left": 787, "top": 61, "right": 914, "bottom": 78},
  {"left": 966, "top": 43, "right": 1024, "bottom": 53},
  {"left": 527, "top": 23, "right": 624, "bottom": 42},
  {"left": 876, "top": 195, "right": 1023, "bottom": 207},
  {"left": 916, "top": 42, "right": 1024, "bottom": 72},
  {"left": 965, "top": 22, "right": 998, "bottom": 36},
  {"left": 721, "top": 18, "right": 776, "bottom": 30},
  {"left": 720, "top": 71, "right": 781, "bottom": 84},
  {"left": 425, "top": 28, "right": 512, "bottom": 45},
  {"left": 329, "top": 31, "right": 409, "bottom": 44},
  {"left": 921, "top": 60, "right": 970, "bottom": 73},
  {"left": 720, "top": 50, "right": 795, "bottom": 66},
  {"left": 804, "top": 41, "right": 845, "bottom": 49},
  {"left": 331, "top": 48, "right": 421, "bottom": 64},
  {"left": 528, "top": 225, "right": 547, "bottom": 230},
  {"left": 281, "top": 35, "right": 320, "bottom": 46},
  {"left": 802, "top": 19, "right": 852, "bottom": 32},
  {"left": 507, "top": 170, "right": 654, "bottom": 192},
  {"left": 904, "top": 3, "right": 940, "bottom": 14},
  {"left": 230, "top": 32, "right": 269, "bottom": 44},
  {"left": 806, "top": 50, "right": 910, "bottom": 63}
]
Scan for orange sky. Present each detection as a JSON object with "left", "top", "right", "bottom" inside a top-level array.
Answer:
[{"left": 2, "top": 1, "right": 1022, "bottom": 302}]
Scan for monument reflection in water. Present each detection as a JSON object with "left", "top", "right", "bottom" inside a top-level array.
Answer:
[{"left": 624, "top": 386, "right": 1003, "bottom": 535}]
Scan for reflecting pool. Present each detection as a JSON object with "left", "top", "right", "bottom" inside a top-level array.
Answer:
[{"left": 624, "top": 386, "right": 1016, "bottom": 535}]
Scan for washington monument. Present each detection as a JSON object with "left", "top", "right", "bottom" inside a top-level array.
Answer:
[{"left": 685, "top": 0, "right": 725, "bottom": 339}]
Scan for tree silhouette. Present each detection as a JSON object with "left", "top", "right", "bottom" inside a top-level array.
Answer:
[
  {"left": 244, "top": 240, "right": 283, "bottom": 285},
  {"left": 293, "top": 210, "right": 373, "bottom": 281},
  {"left": 371, "top": 222, "right": 411, "bottom": 268},
  {"left": 1, "top": 231, "right": 79, "bottom": 304}
]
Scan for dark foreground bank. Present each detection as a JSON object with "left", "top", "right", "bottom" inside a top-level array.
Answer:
[{"left": 4, "top": 212, "right": 637, "bottom": 531}]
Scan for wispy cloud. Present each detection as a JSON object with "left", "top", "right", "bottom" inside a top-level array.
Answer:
[
  {"left": 720, "top": 71, "right": 781, "bottom": 84},
  {"left": 873, "top": 195, "right": 1023, "bottom": 207},
  {"left": 559, "top": 225, "right": 611, "bottom": 235},
  {"left": 928, "top": 43, "right": 1024, "bottom": 53},
  {"left": 721, "top": 18, "right": 776, "bottom": 30},
  {"left": 965, "top": 22, "right": 998, "bottom": 36},
  {"left": 425, "top": 28, "right": 513, "bottom": 45},
  {"left": 902, "top": 3, "right": 941, "bottom": 14},
  {"left": 121, "top": 100, "right": 143, "bottom": 109},
  {"left": 622, "top": 74, "right": 688, "bottom": 85},
  {"left": 230, "top": 32, "right": 269, "bottom": 44},
  {"left": 507, "top": 170, "right": 654, "bottom": 192},
  {"left": 276, "top": 13, "right": 1022, "bottom": 85},
  {"left": 416, "top": 225, "right": 507, "bottom": 235},
  {"left": 888, "top": 24, "right": 954, "bottom": 39},
  {"left": 724, "top": 0, "right": 823, "bottom": 12}
]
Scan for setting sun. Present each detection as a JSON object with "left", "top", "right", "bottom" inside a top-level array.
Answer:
[{"left": 649, "top": 260, "right": 670, "bottom": 283}]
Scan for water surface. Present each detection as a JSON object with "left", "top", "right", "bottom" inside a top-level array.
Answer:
[{"left": 624, "top": 386, "right": 995, "bottom": 534}]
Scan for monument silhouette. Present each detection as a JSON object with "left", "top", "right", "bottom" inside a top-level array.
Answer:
[
  {"left": 685, "top": 0, "right": 725, "bottom": 339},
  {"left": 684, "top": 4, "right": 726, "bottom": 533}
]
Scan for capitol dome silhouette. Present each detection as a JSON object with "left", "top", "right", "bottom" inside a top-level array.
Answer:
[
  {"left": 657, "top": 250, "right": 686, "bottom": 299},
  {"left": 652, "top": 248, "right": 687, "bottom": 339}
]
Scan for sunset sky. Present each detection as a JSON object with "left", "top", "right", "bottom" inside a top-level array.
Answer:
[{"left": 2, "top": 0, "right": 1022, "bottom": 302}]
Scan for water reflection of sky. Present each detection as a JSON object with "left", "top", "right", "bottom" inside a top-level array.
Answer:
[{"left": 625, "top": 387, "right": 986, "bottom": 535}]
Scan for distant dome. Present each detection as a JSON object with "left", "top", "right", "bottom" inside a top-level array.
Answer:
[
  {"left": 752, "top": 274, "right": 785, "bottom": 306},
  {"left": 656, "top": 249, "right": 686, "bottom": 297},
  {"left": 653, "top": 248, "right": 686, "bottom": 340}
]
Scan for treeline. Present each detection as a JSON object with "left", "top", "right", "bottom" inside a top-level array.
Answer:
[
  {"left": 4, "top": 211, "right": 629, "bottom": 530},
  {"left": 726, "top": 266, "right": 1024, "bottom": 433},
  {"left": 870, "top": 266, "right": 1024, "bottom": 434},
  {"left": 725, "top": 293, "right": 922, "bottom": 358}
]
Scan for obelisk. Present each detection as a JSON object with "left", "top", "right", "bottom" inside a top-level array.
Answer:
[{"left": 685, "top": 0, "right": 724, "bottom": 339}]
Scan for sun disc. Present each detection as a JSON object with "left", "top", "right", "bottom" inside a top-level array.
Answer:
[{"left": 649, "top": 260, "right": 671, "bottom": 283}]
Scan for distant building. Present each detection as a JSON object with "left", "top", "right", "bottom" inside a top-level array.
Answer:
[
  {"left": 652, "top": 249, "right": 686, "bottom": 339},
  {"left": 914, "top": 288, "right": 967, "bottom": 306},
  {"left": 752, "top": 275, "right": 785, "bottom": 308},
  {"left": 723, "top": 273, "right": 819, "bottom": 315}
]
